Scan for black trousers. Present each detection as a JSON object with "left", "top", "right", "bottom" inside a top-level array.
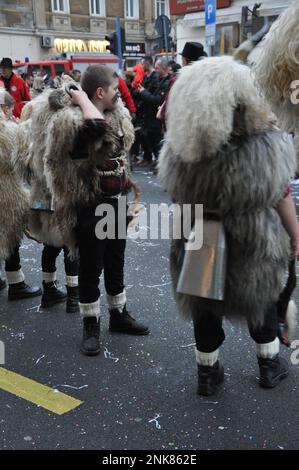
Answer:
[
  {"left": 75, "top": 200, "right": 128, "bottom": 304},
  {"left": 42, "top": 245, "right": 78, "bottom": 277},
  {"left": 142, "top": 127, "right": 163, "bottom": 163},
  {"left": 193, "top": 303, "right": 279, "bottom": 353},
  {"left": 5, "top": 245, "right": 21, "bottom": 272}
]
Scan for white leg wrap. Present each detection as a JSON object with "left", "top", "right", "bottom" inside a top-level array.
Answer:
[
  {"left": 79, "top": 300, "right": 100, "bottom": 320},
  {"left": 42, "top": 272, "right": 56, "bottom": 283},
  {"left": 256, "top": 337, "right": 279, "bottom": 359},
  {"left": 195, "top": 348, "right": 219, "bottom": 367},
  {"left": 66, "top": 275, "right": 78, "bottom": 287},
  {"left": 6, "top": 269, "right": 25, "bottom": 285},
  {"left": 106, "top": 290, "right": 127, "bottom": 312}
]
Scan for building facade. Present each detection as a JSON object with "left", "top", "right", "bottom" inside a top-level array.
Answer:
[
  {"left": 0, "top": 0, "right": 175, "bottom": 66},
  {"left": 171, "top": 0, "right": 293, "bottom": 61}
]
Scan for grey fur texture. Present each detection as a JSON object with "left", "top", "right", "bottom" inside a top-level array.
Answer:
[
  {"left": 159, "top": 131, "right": 296, "bottom": 327},
  {"left": 18, "top": 90, "right": 66, "bottom": 247},
  {"left": 0, "top": 117, "right": 30, "bottom": 260}
]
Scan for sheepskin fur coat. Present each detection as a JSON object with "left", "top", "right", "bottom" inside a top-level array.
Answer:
[
  {"left": 18, "top": 91, "right": 66, "bottom": 248},
  {"left": 158, "top": 56, "right": 296, "bottom": 327},
  {"left": 0, "top": 114, "right": 29, "bottom": 260},
  {"left": 254, "top": 1, "right": 299, "bottom": 172},
  {"left": 42, "top": 87, "right": 135, "bottom": 251}
]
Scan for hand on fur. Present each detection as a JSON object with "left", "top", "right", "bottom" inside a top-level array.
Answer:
[{"left": 69, "top": 89, "right": 90, "bottom": 107}]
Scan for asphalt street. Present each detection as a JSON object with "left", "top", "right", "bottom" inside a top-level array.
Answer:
[{"left": 0, "top": 171, "right": 299, "bottom": 450}]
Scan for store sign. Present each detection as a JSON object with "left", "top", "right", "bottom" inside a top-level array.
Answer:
[
  {"left": 170, "top": 0, "right": 231, "bottom": 15},
  {"left": 54, "top": 38, "right": 109, "bottom": 54},
  {"left": 123, "top": 42, "right": 146, "bottom": 57}
]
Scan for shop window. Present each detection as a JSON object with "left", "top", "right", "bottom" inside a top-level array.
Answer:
[{"left": 213, "top": 23, "right": 239, "bottom": 56}]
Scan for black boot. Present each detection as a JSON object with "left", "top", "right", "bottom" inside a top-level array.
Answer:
[
  {"left": 0, "top": 278, "right": 6, "bottom": 291},
  {"left": 41, "top": 281, "right": 67, "bottom": 308},
  {"left": 66, "top": 286, "right": 80, "bottom": 314},
  {"left": 197, "top": 361, "right": 225, "bottom": 397},
  {"left": 109, "top": 305, "right": 150, "bottom": 335},
  {"left": 258, "top": 355, "right": 289, "bottom": 388},
  {"left": 81, "top": 317, "right": 101, "bottom": 356},
  {"left": 8, "top": 281, "right": 42, "bottom": 301}
]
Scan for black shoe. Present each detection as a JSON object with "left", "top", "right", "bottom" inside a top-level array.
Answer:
[
  {"left": 8, "top": 281, "right": 42, "bottom": 301},
  {"left": 197, "top": 361, "right": 224, "bottom": 397},
  {"left": 41, "top": 281, "right": 67, "bottom": 309},
  {"left": 66, "top": 286, "right": 80, "bottom": 314},
  {"left": 258, "top": 355, "right": 289, "bottom": 389},
  {"left": 0, "top": 278, "right": 6, "bottom": 291},
  {"left": 81, "top": 317, "right": 101, "bottom": 356},
  {"left": 109, "top": 305, "right": 150, "bottom": 335}
]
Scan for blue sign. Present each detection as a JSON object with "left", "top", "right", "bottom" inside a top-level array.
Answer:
[
  {"left": 205, "top": 0, "right": 217, "bottom": 25},
  {"left": 205, "top": 0, "right": 217, "bottom": 46}
]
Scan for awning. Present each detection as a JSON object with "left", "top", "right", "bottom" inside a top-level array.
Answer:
[{"left": 181, "top": 1, "right": 288, "bottom": 28}]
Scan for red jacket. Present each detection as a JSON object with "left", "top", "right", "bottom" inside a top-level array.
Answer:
[
  {"left": 0, "top": 73, "right": 31, "bottom": 118},
  {"left": 118, "top": 76, "right": 136, "bottom": 114}
]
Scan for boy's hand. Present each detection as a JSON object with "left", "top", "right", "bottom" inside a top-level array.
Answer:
[
  {"left": 69, "top": 89, "right": 104, "bottom": 120},
  {"left": 70, "top": 89, "right": 90, "bottom": 107}
]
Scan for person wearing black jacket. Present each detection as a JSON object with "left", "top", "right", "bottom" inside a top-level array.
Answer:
[{"left": 137, "top": 58, "right": 170, "bottom": 169}]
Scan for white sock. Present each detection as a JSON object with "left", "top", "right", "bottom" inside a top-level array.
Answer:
[
  {"left": 6, "top": 269, "right": 25, "bottom": 285},
  {"left": 42, "top": 272, "right": 56, "bottom": 283},
  {"left": 79, "top": 300, "right": 100, "bottom": 320},
  {"left": 256, "top": 337, "right": 279, "bottom": 359},
  {"left": 66, "top": 275, "right": 78, "bottom": 288},
  {"left": 106, "top": 291, "right": 126, "bottom": 313},
  {"left": 195, "top": 348, "right": 219, "bottom": 367}
]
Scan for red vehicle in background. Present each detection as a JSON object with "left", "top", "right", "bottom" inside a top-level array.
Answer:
[{"left": 13, "top": 53, "right": 119, "bottom": 79}]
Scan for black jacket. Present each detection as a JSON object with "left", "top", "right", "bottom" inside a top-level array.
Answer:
[{"left": 140, "top": 73, "right": 170, "bottom": 129}]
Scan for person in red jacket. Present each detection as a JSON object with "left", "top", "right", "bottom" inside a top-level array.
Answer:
[
  {"left": 0, "top": 57, "right": 31, "bottom": 118},
  {"left": 118, "top": 75, "right": 136, "bottom": 115}
]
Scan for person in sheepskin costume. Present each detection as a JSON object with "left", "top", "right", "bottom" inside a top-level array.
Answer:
[
  {"left": 255, "top": 1, "right": 299, "bottom": 147},
  {"left": 254, "top": 1, "right": 299, "bottom": 348},
  {"left": 0, "top": 90, "right": 42, "bottom": 300},
  {"left": 18, "top": 90, "right": 80, "bottom": 314},
  {"left": 158, "top": 50, "right": 299, "bottom": 396},
  {"left": 40, "top": 65, "right": 149, "bottom": 355}
]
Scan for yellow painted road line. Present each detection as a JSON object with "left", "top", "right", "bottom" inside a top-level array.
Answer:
[{"left": 0, "top": 368, "right": 83, "bottom": 415}]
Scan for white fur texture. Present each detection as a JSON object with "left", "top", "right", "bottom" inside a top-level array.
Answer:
[
  {"left": 166, "top": 56, "right": 273, "bottom": 163},
  {"left": 254, "top": 1, "right": 299, "bottom": 133}
]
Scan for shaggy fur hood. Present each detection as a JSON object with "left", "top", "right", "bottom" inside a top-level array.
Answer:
[{"left": 166, "top": 56, "right": 274, "bottom": 164}]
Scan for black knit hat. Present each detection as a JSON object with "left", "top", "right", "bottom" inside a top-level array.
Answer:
[
  {"left": 180, "top": 42, "right": 205, "bottom": 61},
  {"left": 0, "top": 58, "right": 13, "bottom": 68}
]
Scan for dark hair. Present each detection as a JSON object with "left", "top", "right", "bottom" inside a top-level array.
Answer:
[
  {"left": 168, "top": 61, "right": 181, "bottom": 74},
  {"left": 81, "top": 65, "right": 117, "bottom": 99},
  {"left": 143, "top": 56, "right": 153, "bottom": 66},
  {"left": 72, "top": 69, "right": 81, "bottom": 75}
]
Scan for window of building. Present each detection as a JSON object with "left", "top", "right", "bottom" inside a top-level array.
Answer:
[
  {"left": 155, "top": 0, "right": 169, "bottom": 18},
  {"left": 90, "top": 0, "right": 105, "bottom": 17},
  {"left": 51, "top": 0, "right": 69, "bottom": 14},
  {"left": 125, "top": 0, "right": 139, "bottom": 20}
]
